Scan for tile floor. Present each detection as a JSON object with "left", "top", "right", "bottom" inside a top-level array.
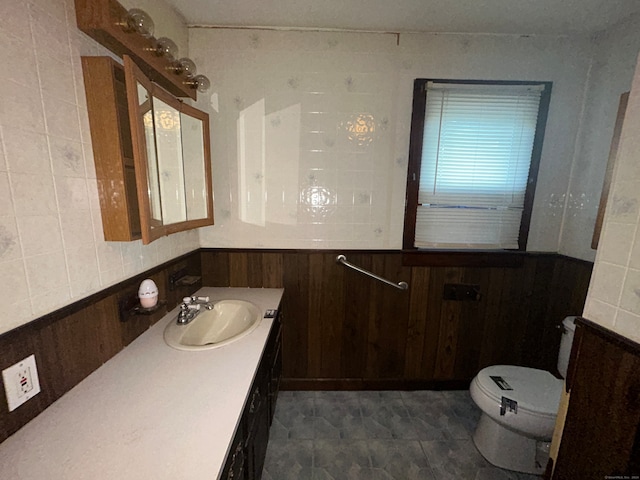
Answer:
[{"left": 262, "top": 390, "right": 542, "bottom": 480}]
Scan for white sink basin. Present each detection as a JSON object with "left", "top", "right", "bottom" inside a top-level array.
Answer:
[{"left": 164, "top": 300, "right": 262, "bottom": 351}]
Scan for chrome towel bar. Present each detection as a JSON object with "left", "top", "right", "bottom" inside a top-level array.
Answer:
[{"left": 336, "top": 255, "right": 409, "bottom": 291}]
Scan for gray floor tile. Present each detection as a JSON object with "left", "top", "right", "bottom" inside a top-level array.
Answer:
[
  {"left": 475, "top": 466, "right": 521, "bottom": 480},
  {"left": 411, "top": 416, "right": 450, "bottom": 441},
  {"left": 314, "top": 439, "right": 371, "bottom": 472},
  {"left": 360, "top": 397, "right": 410, "bottom": 417},
  {"left": 422, "top": 439, "right": 490, "bottom": 480},
  {"left": 358, "top": 390, "right": 403, "bottom": 400},
  {"left": 262, "top": 390, "right": 543, "bottom": 480},
  {"left": 312, "top": 466, "right": 394, "bottom": 480},
  {"left": 315, "top": 396, "right": 362, "bottom": 419},
  {"left": 262, "top": 439, "right": 314, "bottom": 480},
  {"left": 368, "top": 439, "right": 436, "bottom": 480},
  {"left": 314, "top": 415, "right": 370, "bottom": 439},
  {"left": 271, "top": 411, "right": 316, "bottom": 439},
  {"left": 363, "top": 413, "right": 420, "bottom": 439}
]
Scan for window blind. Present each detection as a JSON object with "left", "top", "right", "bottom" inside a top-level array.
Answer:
[{"left": 415, "top": 82, "right": 544, "bottom": 249}]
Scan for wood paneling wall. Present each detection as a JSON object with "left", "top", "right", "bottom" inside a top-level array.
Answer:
[
  {"left": 549, "top": 318, "right": 640, "bottom": 479},
  {"left": 0, "top": 251, "right": 201, "bottom": 445},
  {"left": 0, "top": 249, "right": 591, "bottom": 446},
  {"left": 201, "top": 250, "right": 593, "bottom": 389}
]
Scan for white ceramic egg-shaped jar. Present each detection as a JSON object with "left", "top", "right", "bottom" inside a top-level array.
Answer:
[{"left": 138, "top": 279, "right": 159, "bottom": 308}]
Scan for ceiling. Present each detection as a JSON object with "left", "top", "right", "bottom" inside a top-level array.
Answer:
[{"left": 165, "top": 0, "right": 640, "bottom": 36}]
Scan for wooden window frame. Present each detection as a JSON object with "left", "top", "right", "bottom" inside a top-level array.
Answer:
[{"left": 402, "top": 79, "right": 553, "bottom": 251}]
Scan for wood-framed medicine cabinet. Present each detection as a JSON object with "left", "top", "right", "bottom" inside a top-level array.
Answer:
[{"left": 82, "top": 55, "right": 214, "bottom": 244}]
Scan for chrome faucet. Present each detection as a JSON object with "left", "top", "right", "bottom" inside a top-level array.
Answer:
[{"left": 176, "top": 296, "right": 213, "bottom": 325}]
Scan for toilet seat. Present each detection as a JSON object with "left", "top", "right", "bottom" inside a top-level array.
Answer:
[{"left": 474, "top": 365, "right": 562, "bottom": 418}]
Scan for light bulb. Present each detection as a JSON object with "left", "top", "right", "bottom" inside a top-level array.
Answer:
[
  {"left": 174, "top": 57, "right": 197, "bottom": 76},
  {"left": 125, "top": 8, "right": 154, "bottom": 38},
  {"left": 192, "top": 74, "right": 211, "bottom": 93},
  {"left": 156, "top": 37, "right": 178, "bottom": 61}
]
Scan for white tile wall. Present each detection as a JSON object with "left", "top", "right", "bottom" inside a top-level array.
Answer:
[
  {"left": 558, "top": 16, "right": 640, "bottom": 262},
  {"left": 0, "top": 0, "right": 637, "bottom": 338},
  {"left": 190, "top": 28, "right": 596, "bottom": 251},
  {"left": 583, "top": 51, "right": 640, "bottom": 343},
  {"left": 0, "top": 0, "right": 199, "bottom": 335}
]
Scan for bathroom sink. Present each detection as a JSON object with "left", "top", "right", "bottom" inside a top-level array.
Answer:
[{"left": 164, "top": 300, "right": 262, "bottom": 351}]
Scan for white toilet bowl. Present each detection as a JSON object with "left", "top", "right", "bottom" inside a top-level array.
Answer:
[
  {"left": 469, "top": 316, "right": 576, "bottom": 475},
  {"left": 469, "top": 365, "right": 562, "bottom": 474}
]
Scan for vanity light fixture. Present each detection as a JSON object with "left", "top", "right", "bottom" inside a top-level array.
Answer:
[
  {"left": 120, "top": 8, "right": 209, "bottom": 92},
  {"left": 76, "top": 0, "right": 208, "bottom": 99}
]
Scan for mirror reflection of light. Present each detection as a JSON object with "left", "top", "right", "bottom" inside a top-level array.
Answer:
[
  {"left": 156, "top": 110, "right": 180, "bottom": 130},
  {"left": 237, "top": 99, "right": 301, "bottom": 226},
  {"left": 237, "top": 99, "right": 266, "bottom": 226}
]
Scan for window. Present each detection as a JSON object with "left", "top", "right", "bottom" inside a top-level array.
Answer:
[{"left": 403, "top": 80, "right": 551, "bottom": 250}]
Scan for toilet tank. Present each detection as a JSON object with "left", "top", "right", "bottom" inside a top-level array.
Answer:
[{"left": 557, "top": 316, "right": 577, "bottom": 378}]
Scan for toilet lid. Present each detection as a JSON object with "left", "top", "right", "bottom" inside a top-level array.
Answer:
[{"left": 475, "top": 365, "right": 563, "bottom": 417}]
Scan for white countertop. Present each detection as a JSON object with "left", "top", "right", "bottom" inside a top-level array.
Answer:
[{"left": 0, "top": 287, "right": 284, "bottom": 479}]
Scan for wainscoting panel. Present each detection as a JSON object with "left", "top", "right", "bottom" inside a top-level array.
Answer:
[
  {"left": 200, "top": 250, "right": 593, "bottom": 390},
  {"left": 0, "top": 251, "right": 202, "bottom": 445},
  {"left": 0, "top": 249, "right": 591, "bottom": 446},
  {"left": 549, "top": 318, "right": 640, "bottom": 479}
]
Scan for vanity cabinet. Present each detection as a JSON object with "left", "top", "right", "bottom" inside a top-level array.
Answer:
[
  {"left": 220, "top": 427, "right": 246, "bottom": 480},
  {"left": 82, "top": 55, "right": 214, "bottom": 245},
  {"left": 220, "top": 313, "right": 282, "bottom": 480}
]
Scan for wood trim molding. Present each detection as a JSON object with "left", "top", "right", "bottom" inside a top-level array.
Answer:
[
  {"left": 402, "top": 79, "right": 427, "bottom": 250},
  {"left": 401, "top": 250, "right": 526, "bottom": 267},
  {"left": 575, "top": 316, "right": 640, "bottom": 356}
]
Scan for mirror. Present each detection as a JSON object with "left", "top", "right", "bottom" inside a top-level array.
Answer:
[
  {"left": 154, "top": 96, "right": 187, "bottom": 225},
  {"left": 124, "top": 56, "right": 214, "bottom": 244},
  {"left": 181, "top": 111, "right": 209, "bottom": 221},
  {"left": 137, "top": 82, "right": 163, "bottom": 227}
]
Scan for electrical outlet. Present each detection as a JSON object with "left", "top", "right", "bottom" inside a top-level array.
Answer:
[{"left": 2, "top": 354, "right": 41, "bottom": 412}]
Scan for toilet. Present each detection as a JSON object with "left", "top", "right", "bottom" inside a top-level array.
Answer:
[{"left": 469, "top": 316, "right": 577, "bottom": 475}]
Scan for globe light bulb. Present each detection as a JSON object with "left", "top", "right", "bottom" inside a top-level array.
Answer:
[
  {"left": 125, "top": 8, "right": 154, "bottom": 39},
  {"left": 193, "top": 74, "right": 211, "bottom": 93},
  {"left": 174, "top": 57, "right": 197, "bottom": 76},
  {"left": 156, "top": 37, "right": 178, "bottom": 61}
]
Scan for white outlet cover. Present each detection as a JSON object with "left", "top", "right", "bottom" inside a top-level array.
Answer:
[{"left": 2, "top": 354, "right": 41, "bottom": 412}]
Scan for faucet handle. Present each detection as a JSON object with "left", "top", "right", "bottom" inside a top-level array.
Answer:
[
  {"left": 195, "top": 296, "right": 210, "bottom": 303},
  {"left": 182, "top": 296, "right": 193, "bottom": 304}
]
